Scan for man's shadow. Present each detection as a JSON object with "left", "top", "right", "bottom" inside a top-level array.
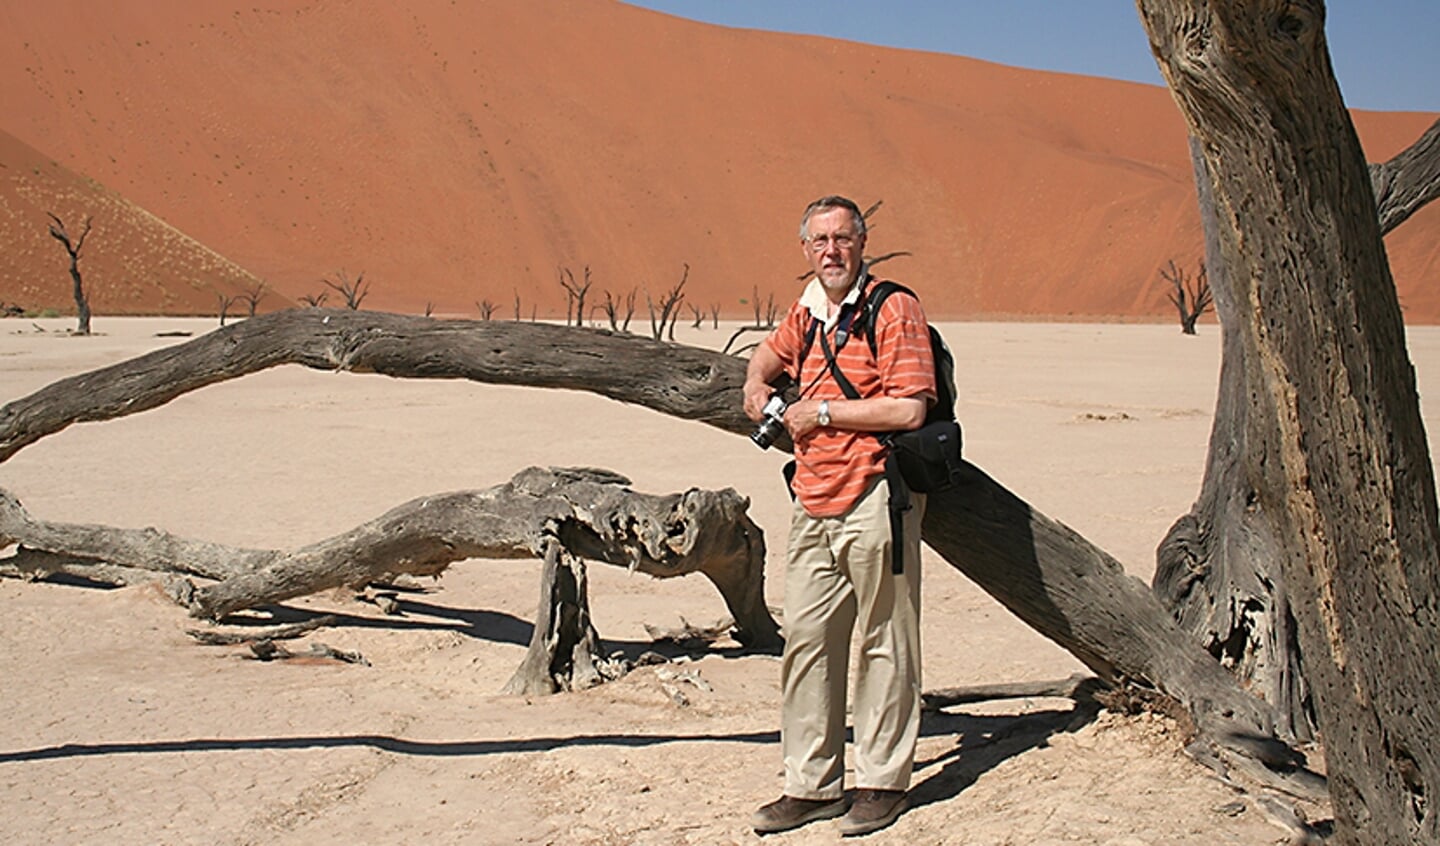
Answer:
[{"left": 910, "top": 699, "right": 1099, "bottom": 809}]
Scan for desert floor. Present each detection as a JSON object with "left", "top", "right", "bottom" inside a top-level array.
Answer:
[{"left": 4, "top": 316, "right": 1437, "bottom": 845}]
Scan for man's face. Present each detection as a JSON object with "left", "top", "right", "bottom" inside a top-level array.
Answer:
[{"left": 801, "top": 207, "right": 866, "bottom": 295}]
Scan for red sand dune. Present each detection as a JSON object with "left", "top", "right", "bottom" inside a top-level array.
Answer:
[{"left": 1, "top": 0, "right": 1435, "bottom": 321}]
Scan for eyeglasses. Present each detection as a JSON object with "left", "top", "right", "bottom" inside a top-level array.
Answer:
[{"left": 803, "top": 232, "right": 860, "bottom": 252}]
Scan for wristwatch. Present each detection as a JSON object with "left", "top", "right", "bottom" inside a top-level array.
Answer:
[{"left": 817, "top": 400, "right": 831, "bottom": 427}]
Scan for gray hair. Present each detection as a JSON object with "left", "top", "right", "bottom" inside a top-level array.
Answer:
[{"left": 798, "top": 195, "right": 867, "bottom": 240}]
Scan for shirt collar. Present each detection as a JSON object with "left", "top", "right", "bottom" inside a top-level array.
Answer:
[{"left": 799, "top": 265, "right": 870, "bottom": 329}]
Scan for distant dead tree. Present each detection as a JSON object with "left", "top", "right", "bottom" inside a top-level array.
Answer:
[
  {"left": 476, "top": 299, "right": 496, "bottom": 320},
  {"left": 646, "top": 263, "right": 688, "bottom": 341},
  {"left": 322, "top": 270, "right": 369, "bottom": 310},
  {"left": 1160, "top": 259, "right": 1213, "bottom": 335},
  {"left": 513, "top": 291, "right": 522, "bottom": 322},
  {"left": 238, "top": 282, "right": 267, "bottom": 317},
  {"left": 688, "top": 303, "right": 704, "bottom": 329},
  {"left": 709, "top": 303, "right": 721, "bottom": 329},
  {"left": 45, "top": 212, "right": 93, "bottom": 335},
  {"left": 215, "top": 292, "right": 240, "bottom": 327},
  {"left": 558, "top": 266, "right": 593, "bottom": 327},
  {"left": 424, "top": 302, "right": 435, "bottom": 318},
  {"left": 599, "top": 287, "right": 639, "bottom": 333},
  {"left": 298, "top": 291, "right": 329, "bottom": 308},
  {"left": 723, "top": 285, "right": 781, "bottom": 355},
  {"left": 595, "top": 288, "right": 637, "bottom": 333}
]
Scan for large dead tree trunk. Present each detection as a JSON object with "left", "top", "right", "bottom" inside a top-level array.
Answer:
[
  {"left": 1157, "top": 120, "right": 1440, "bottom": 744},
  {"left": 1139, "top": 3, "right": 1440, "bottom": 843},
  {"left": 0, "top": 308, "right": 1279, "bottom": 743}
]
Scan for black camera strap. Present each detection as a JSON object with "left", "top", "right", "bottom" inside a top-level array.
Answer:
[{"left": 816, "top": 322, "right": 860, "bottom": 401}]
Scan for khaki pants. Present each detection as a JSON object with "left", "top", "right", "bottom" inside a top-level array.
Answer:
[{"left": 781, "top": 476, "right": 924, "bottom": 799}]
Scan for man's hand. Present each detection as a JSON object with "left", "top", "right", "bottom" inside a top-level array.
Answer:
[
  {"left": 743, "top": 342, "right": 787, "bottom": 421},
  {"left": 783, "top": 398, "right": 825, "bottom": 441},
  {"left": 743, "top": 379, "right": 775, "bottom": 422}
]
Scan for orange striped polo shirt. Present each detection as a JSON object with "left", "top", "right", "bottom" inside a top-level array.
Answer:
[{"left": 763, "top": 275, "right": 937, "bottom": 518}]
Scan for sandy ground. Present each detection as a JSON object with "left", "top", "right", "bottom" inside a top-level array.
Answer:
[{"left": 4, "top": 316, "right": 1438, "bottom": 845}]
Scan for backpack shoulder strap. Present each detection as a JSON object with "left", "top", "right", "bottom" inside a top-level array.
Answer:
[{"left": 857, "top": 281, "right": 917, "bottom": 357}]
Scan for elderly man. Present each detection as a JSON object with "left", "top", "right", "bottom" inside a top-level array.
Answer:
[{"left": 743, "top": 195, "right": 936, "bottom": 837}]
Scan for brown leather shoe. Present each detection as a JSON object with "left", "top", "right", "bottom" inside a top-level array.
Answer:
[
  {"left": 751, "top": 794, "right": 847, "bottom": 834},
  {"left": 840, "top": 789, "right": 908, "bottom": 837}
]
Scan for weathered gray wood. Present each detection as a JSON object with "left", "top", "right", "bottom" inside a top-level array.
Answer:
[
  {"left": 1156, "top": 71, "right": 1438, "bottom": 752},
  {"left": 922, "top": 673, "right": 1104, "bottom": 710},
  {"left": 1154, "top": 138, "right": 1314, "bottom": 742},
  {"left": 921, "top": 466, "right": 1274, "bottom": 738},
  {"left": 185, "top": 615, "right": 340, "bottom": 646},
  {"left": 1370, "top": 117, "right": 1440, "bottom": 235},
  {"left": 0, "top": 466, "right": 781, "bottom": 657},
  {"left": 0, "top": 310, "right": 752, "bottom": 464},
  {"left": 1139, "top": 2, "right": 1440, "bottom": 843},
  {"left": 503, "top": 539, "right": 615, "bottom": 695}
]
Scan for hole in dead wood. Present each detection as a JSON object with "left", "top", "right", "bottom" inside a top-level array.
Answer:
[{"left": 1275, "top": 11, "right": 1306, "bottom": 41}]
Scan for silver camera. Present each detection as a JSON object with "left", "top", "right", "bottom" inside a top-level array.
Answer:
[{"left": 750, "top": 394, "right": 789, "bottom": 450}]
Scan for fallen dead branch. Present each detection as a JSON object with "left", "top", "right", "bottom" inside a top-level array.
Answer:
[
  {"left": 185, "top": 614, "right": 341, "bottom": 645},
  {"left": 0, "top": 466, "right": 781, "bottom": 693}
]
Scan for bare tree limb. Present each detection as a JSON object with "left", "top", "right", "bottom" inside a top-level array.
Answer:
[{"left": 1370, "top": 117, "right": 1440, "bottom": 235}]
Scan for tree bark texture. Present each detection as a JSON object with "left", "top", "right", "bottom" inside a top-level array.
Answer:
[
  {"left": 1139, "top": 2, "right": 1440, "bottom": 843},
  {"left": 1156, "top": 119, "right": 1440, "bottom": 744},
  {"left": 0, "top": 308, "right": 1277, "bottom": 739},
  {"left": 1155, "top": 138, "right": 1314, "bottom": 742}
]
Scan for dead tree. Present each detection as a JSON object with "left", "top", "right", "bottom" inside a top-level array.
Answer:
[
  {"left": 1156, "top": 86, "right": 1440, "bottom": 745},
  {"left": 1140, "top": 2, "right": 1440, "bottom": 843},
  {"left": 0, "top": 466, "right": 780, "bottom": 694},
  {"left": 1160, "top": 259, "right": 1214, "bottom": 334},
  {"left": 298, "top": 291, "right": 328, "bottom": 308},
  {"left": 623, "top": 288, "right": 637, "bottom": 332},
  {"left": 558, "top": 266, "right": 593, "bottom": 327},
  {"left": 709, "top": 304, "right": 721, "bottom": 329},
  {"left": 322, "top": 270, "right": 369, "bottom": 310},
  {"left": 646, "top": 263, "right": 688, "bottom": 341},
  {"left": 239, "top": 282, "right": 267, "bottom": 317},
  {"left": 424, "top": 302, "right": 435, "bottom": 318},
  {"left": 595, "top": 289, "right": 638, "bottom": 333},
  {"left": 724, "top": 286, "right": 786, "bottom": 355},
  {"left": 688, "top": 303, "right": 704, "bottom": 329},
  {"left": 476, "top": 299, "right": 496, "bottom": 320},
  {"left": 0, "top": 309, "right": 1283, "bottom": 755},
  {"left": 215, "top": 292, "right": 239, "bottom": 327},
  {"left": 45, "top": 213, "right": 93, "bottom": 335}
]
